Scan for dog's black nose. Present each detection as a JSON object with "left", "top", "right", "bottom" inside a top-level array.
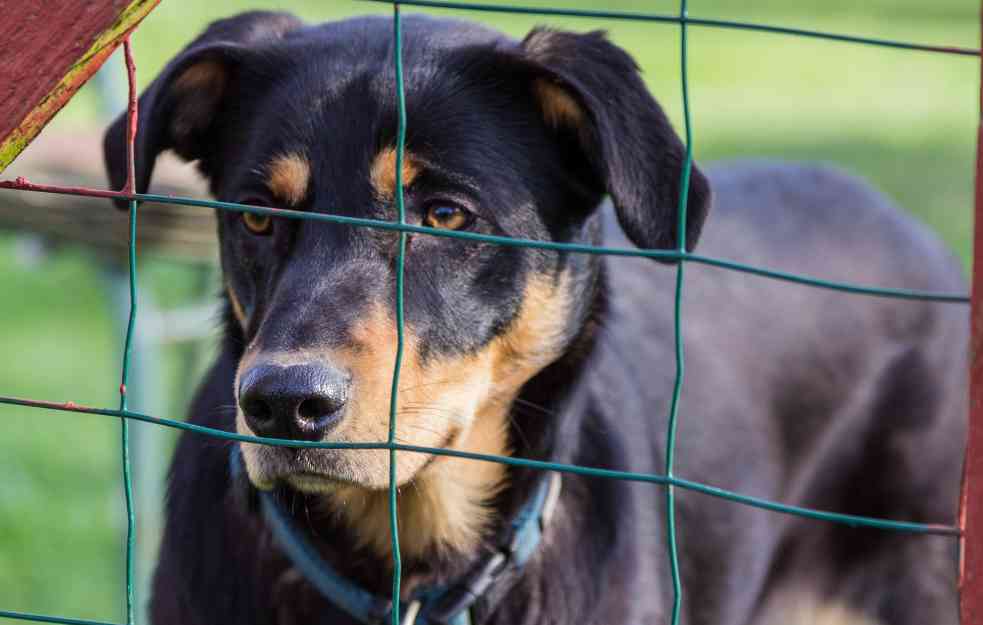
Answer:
[{"left": 239, "top": 363, "right": 349, "bottom": 440}]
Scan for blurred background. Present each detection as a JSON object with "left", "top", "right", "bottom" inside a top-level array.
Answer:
[{"left": 0, "top": 0, "right": 978, "bottom": 621}]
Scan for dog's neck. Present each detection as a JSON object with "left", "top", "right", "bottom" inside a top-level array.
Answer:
[
  {"left": 287, "top": 359, "right": 594, "bottom": 601},
  {"left": 315, "top": 399, "right": 511, "bottom": 567},
  {"left": 327, "top": 291, "right": 602, "bottom": 596}
]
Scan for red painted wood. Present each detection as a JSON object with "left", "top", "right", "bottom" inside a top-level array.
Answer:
[
  {"left": 960, "top": 4, "right": 983, "bottom": 622},
  {"left": 0, "top": 1, "right": 128, "bottom": 139},
  {"left": 0, "top": 0, "right": 159, "bottom": 172}
]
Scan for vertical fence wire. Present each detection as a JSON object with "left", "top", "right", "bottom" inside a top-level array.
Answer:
[
  {"left": 116, "top": 37, "right": 140, "bottom": 625},
  {"left": 663, "top": 0, "right": 694, "bottom": 621},
  {"left": 0, "top": 4, "right": 980, "bottom": 625},
  {"left": 666, "top": 0, "right": 693, "bottom": 625},
  {"left": 388, "top": 4, "right": 409, "bottom": 622}
]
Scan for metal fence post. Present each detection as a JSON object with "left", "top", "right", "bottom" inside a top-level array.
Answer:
[{"left": 959, "top": 3, "right": 983, "bottom": 621}]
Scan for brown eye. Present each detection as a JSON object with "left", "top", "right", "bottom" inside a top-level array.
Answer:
[
  {"left": 242, "top": 212, "right": 273, "bottom": 235},
  {"left": 423, "top": 203, "right": 473, "bottom": 231}
]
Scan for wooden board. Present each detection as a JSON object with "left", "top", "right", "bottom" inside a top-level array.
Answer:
[
  {"left": 0, "top": 130, "right": 215, "bottom": 261},
  {"left": 0, "top": 0, "right": 160, "bottom": 173}
]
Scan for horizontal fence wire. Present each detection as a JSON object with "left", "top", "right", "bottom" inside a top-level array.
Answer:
[
  {"left": 0, "top": 394, "right": 960, "bottom": 536},
  {"left": 0, "top": 611, "right": 118, "bottom": 625},
  {"left": 360, "top": 0, "right": 982, "bottom": 56},
  {"left": 0, "top": 182, "right": 970, "bottom": 303},
  {"left": 0, "top": 2, "right": 975, "bottom": 625}
]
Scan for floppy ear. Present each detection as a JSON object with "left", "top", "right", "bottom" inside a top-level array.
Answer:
[
  {"left": 520, "top": 28, "right": 710, "bottom": 252},
  {"left": 103, "top": 11, "right": 303, "bottom": 208}
]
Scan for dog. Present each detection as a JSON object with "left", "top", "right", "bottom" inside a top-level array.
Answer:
[{"left": 103, "top": 11, "right": 967, "bottom": 625}]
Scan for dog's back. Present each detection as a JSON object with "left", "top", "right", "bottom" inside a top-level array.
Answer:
[{"left": 592, "top": 161, "right": 966, "bottom": 624}]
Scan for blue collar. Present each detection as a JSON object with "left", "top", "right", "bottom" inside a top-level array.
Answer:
[{"left": 231, "top": 447, "right": 561, "bottom": 625}]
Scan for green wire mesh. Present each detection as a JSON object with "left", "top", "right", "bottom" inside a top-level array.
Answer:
[
  {"left": 0, "top": 2, "right": 978, "bottom": 625},
  {"left": 118, "top": 42, "right": 140, "bottom": 625},
  {"left": 389, "top": 7, "right": 410, "bottom": 615},
  {"left": 664, "top": 2, "right": 693, "bottom": 619}
]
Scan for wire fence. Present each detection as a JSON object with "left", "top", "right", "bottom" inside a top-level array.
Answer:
[{"left": 0, "top": 2, "right": 978, "bottom": 625}]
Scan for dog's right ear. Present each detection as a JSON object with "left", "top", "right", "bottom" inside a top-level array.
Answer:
[
  {"left": 516, "top": 29, "right": 711, "bottom": 253},
  {"left": 103, "top": 11, "right": 303, "bottom": 208}
]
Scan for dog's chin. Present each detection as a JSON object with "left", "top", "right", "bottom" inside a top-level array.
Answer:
[
  {"left": 241, "top": 444, "right": 432, "bottom": 494},
  {"left": 283, "top": 472, "right": 352, "bottom": 493},
  {"left": 242, "top": 445, "right": 359, "bottom": 492}
]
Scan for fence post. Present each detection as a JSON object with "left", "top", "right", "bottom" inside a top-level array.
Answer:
[{"left": 960, "top": 3, "right": 983, "bottom": 621}]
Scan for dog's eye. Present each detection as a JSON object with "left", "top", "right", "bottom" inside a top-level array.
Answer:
[
  {"left": 243, "top": 212, "right": 273, "bottom": 235},
  {"left": 423, "top": 203, "right": 474, "bottom": 231},
  {"left": 239, "top": 199, "right": 274, "bottom": 236}
]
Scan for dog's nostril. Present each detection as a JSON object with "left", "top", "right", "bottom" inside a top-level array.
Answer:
[
  {"left": 242, "top": 397, "right": 273, "bottom": 422},
  {"left": 298, "top": 396, "right": 340, "bottom": 422}
]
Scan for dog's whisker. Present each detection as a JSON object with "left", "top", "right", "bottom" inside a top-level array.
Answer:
[{"left": 512, "top": 397, "right": 555, "bottom": 417}]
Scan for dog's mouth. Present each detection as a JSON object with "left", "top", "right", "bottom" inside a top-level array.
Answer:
[
  {"left": 242, "top": 445, "right": 367, "bottom": 492},
  {"left": 240, "top": 435, "right": 456, "bottom": 493},
  {"left": 285, "top": 471, "right": 353, "bottom": 492}
]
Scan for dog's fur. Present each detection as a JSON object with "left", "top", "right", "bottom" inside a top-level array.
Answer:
[{"left": 104, "top": 12, "right": 967, "bottom": 625}]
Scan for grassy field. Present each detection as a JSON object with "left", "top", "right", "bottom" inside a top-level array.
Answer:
[{"left": 0, "top": 0, "right": 978, "bottom": 621}]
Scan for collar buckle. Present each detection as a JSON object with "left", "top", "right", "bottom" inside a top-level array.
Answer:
[
  {"left": 423, "top": 550, "right": 507, "bottom": 624},
  {"left": 400, "top": 600, "right": 423, "bottom": 625}
]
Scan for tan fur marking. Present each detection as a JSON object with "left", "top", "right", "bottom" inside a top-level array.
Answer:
[
  {"left": 265, "top": 153, "right": 310, "bottom": 206},
  {"left": 238, "top": 274, "right": 572, "bottom": 562},
  {"left": 533, "top": 79, "right": 586, "bottom": 130},
  {"left": 173, "top": 60, "right": 227, "bottom": 93},
  {"left": 488, "top": 273, "right": 572, "bottom": 391},
  {"left": 315, "top": 303, "right": 504, "bottom": 560},
  {"left": 370, "top": 147, "right": 421, "bottom": 200},
  {"left": 226, "top": 283, "right": 247, "bottom": 329}
]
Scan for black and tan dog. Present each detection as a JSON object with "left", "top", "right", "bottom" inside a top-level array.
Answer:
[{"left": 104, "top": 11, "right": 967, "bottom": 625}]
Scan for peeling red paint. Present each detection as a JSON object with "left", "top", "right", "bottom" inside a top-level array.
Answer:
[
  {"left": 123, "top": 37, "right": 139, "bottom": 193},
  {"left": 0, "top": 396, "right": 93, "bottom": 413},
  {"left": 0, "top": 177, "right": 132, "bottom": 199},
  {"left": 1, "top": 2, "right": 125, "bottom": 138},
  {"left": 0, "top": 0, "right": 159, "bottom": 171}
]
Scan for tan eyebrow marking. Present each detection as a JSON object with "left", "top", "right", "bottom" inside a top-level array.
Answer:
[
  {"left": 265, "top": 152, "right": 311, "bottom": 206},
  {"left": 370, "top": 146, "right": 422, "bottom": 200}
]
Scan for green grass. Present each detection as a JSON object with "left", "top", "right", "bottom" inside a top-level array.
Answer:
[
  {"left": 1, "top": 0, "right": 978, "bottom": 621},
  {"left": 0, "top": 241, "right": 120, "bottom": 618}
]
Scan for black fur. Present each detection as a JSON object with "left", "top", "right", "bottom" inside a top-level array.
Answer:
[{"left": 103, "top": 12, "right": 966, "bottom": 625}]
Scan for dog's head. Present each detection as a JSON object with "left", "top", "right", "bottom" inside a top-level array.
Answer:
[{"left": 105, "top": 11, "right": 709, "bottom": 499}]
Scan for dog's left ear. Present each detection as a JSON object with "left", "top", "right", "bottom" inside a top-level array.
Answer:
[
  {"left": 103, "top": 11, "right": 304, "bottom": 208},
  {"left": 520, "top": 28, "right": 710, "bottom": 252}
]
